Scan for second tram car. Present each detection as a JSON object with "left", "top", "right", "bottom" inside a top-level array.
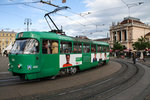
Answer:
[{"left": 8, "top": 31, "right": 110, "bottom": 80}]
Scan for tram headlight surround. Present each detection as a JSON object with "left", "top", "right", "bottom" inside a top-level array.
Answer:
[{"left": 18, "top": 64, "right": 22, "bottom": 69}]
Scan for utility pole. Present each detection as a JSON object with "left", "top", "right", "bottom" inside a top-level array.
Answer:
[{"left": 24, "top": 18, "right": 32, "bottom": 31}]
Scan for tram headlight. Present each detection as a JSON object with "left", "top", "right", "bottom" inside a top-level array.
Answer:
[
  {"left": 18, "top": 64, "right": 22, "bottom": 69},
  {"left": 8, "top": 63, "right": 11, "bottom": 69},
  {"left": 8, "top": 63, "right": 10, "bottom": 67}
]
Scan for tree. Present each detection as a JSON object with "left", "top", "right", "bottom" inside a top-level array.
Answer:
[
  {"left": 132, "top": 36, "right": 148, "bottom": 50},
  {"left": 147, "top": 41, "right": 150, "bottom": 49},
  {"left": 113, "top": 41, "right": 124, "bottom": 51}
]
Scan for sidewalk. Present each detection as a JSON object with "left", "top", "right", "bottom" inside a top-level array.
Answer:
[
  {"left": 109, "top": 57, "right": 150, "bottom": 100},
  {"left": 139, "top": 58, "right": 150, "bottom": 67},
  {"left": 118, "top": 57, "right": 150, "bottom": 67}
]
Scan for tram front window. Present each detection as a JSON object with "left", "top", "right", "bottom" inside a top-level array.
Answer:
[{"left": 10, "top": 39, "right": 39, "bottom": 54}]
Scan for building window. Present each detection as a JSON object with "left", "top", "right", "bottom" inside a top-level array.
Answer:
[
  {"left": 119, "top": 31, "right": 121, "bottom": 41},
  {"left": 114, "top": 32, "right": 117, "bottom": 41},
  {"left": 124, "top": 30, "right": 127, "bottom": 41}
]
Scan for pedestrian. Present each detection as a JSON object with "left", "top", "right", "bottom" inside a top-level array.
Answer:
[
  {"left": 132, "top": 52, "right": 136, "bottom": 64},
  {"left": 140, "top": 51, "right": 146, "bottom": 62}
]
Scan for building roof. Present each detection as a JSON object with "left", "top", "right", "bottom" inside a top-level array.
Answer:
[
  {"left": 0, "top": 30, "right": 16, "bottom": 34},
  {"left": 120, "top": 17, "right": 144, "bottom": 25},
  {"left": 94, "top": 37, "right": 110, "bottom": 41},
  {"left": 145, "top": 32, "right": 150, "bottom": 36}
]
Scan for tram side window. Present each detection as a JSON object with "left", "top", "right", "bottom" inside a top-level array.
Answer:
[
  {"left": 103, "top": 46, "right": 106, "bottom": 52},
  {"left": 42, "top": 39, "right": 58, "bottom": 54},
  {"left": 83, "top": 44, "right": 90, "bottom": 53},
  {"left": 60, "top": 41, "right": 72, "bottom": 53},
  {"left": 104, "top": 46, "right": 109, "bottom": 52},
  {"left": 97, "top": 45, "right": 101, "bottom": 52},
  {"left": 91, "top": 44, "right": 96, "bottom": 53},
  {"left": 73, "top": 43, "right": 82, "bottom": 53},
  {"left": 106, "top": 46, "right": 109, "bottom": 52},
  {"left": 101, "top": 46, "right": 104, "bottom": 52}
]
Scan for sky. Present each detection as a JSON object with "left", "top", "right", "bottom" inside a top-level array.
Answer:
[{"left": 0, "top": 0, "right": 150, "bottom": 39}]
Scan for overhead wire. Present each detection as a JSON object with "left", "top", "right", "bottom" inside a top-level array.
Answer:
[
  {"left": 23, "top": 3, "right": 49, "bottom": 12},
  {"left": 1, "top": 0, "right": 149, "bottom": 34},
  {"left": 66, "top": 0, "right": 150, "bottom": 28},
  {"left": 67, "top": 10, "right": 98, "bottom": 26},
  {"left": 22, "top": 3, "right": 88, "bottom": 32},
  {"left": 0, "top": 1, "right": 40, "bottom": 6},
  {"left": 55, "top": 13, "right": 87, "bottom": 27},
  {"left": 22, "top": 3, "right": 88, "bottom": 27}
]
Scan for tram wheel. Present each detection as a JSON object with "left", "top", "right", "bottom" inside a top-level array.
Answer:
[
  {"left": 70, "top": 67, "right": 77, "bottom": 75},
  {"left": 20, "top": 74, "right": 25, "bottom": 80}
]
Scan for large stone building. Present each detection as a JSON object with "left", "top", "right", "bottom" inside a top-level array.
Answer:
[
  {"left": 110, "top": 17, "right": 150, "bottom": 50},
  {"left": 145, "top": 32, "right": 150, "bottom": 41},
  {"left": 0, "top": 30, "right": 16, "bottom": 53}
]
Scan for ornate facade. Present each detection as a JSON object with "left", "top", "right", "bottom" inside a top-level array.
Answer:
[{"left": 110, "top": 17, "right": 150, "bottom": 50}]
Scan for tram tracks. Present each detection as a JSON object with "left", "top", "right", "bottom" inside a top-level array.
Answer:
[
  {"left": 0, "top": 60, "right": 145, "bottom": 100},
  {"left": 32, "top": 59, "right": 144, "bottom": 100},
  {"left": 0, "top": 76, "right": 41, "bottom": 87}
]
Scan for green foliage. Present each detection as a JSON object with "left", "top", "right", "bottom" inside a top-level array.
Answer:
[
  {"left": 132, "top": 36, "right": 149, "bottom": 50},
  {"left": 113, "top": 41, "right": 123, "bottom": 51},
  {"left": 147, "top": 41, "right": 150, "bottom": 49}
]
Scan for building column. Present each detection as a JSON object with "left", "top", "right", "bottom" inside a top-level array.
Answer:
[
  {"left": 111, "top": 32, "right": 113, "bottom": 42},
  {"left": 126, "top": 28, "right": 128, "bottom": 42}
]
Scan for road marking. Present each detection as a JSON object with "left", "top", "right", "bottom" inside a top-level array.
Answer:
[
  {"left": 0, "top": 72, "right": 10, "bottom": 74},
  {"left": 58, "top": 92, "right": 66, "bottom": 96},
  {"left": 57, "top": 78, "right": 113, "bottom": 96},
  {"left": 88, "top": 78, "right": 113, "bottom": 88},
  {"left": 69, "top": 88, "right": 83, "bottom": 93}
]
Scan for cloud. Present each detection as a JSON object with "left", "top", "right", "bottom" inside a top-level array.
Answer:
[
  {"left": 61, "top": 0, "right": 150, "bottom": 39},
  {"left": 17, "top": 0, "right": 150, "bottom": 39}
]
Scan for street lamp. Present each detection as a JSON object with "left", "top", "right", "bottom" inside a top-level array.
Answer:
[{"left": 24, "top": 18, "right": 32, "bottom": 31}]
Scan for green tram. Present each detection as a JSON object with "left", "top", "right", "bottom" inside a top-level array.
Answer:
[{"left": 8, "top": 31, "right": 110, "bottom": 80}]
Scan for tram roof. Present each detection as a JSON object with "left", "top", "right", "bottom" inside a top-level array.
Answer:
[{"left": 16, "top": 31, "right": 109, "bottom": 46}]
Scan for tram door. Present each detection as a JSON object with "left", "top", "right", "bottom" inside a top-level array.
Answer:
[
  {"left": 81, "top": 44, "right": 91, "bottom": 70},
  {"left": 39, "top": 39, "right": 59, "bottom": 77}
]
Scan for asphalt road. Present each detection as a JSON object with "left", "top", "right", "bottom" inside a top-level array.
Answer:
[
  {"left": 0, "top": 55, "right": 9, "bottom": 72},
  {"left": 0, "top": 56, "right": 12, "bottom": 78},
  {"left": 1, "top": 56, "right": 150, "bottom": 100},
  {"left": 0, "top": 59, "right": 121, "bottom": 100}
]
